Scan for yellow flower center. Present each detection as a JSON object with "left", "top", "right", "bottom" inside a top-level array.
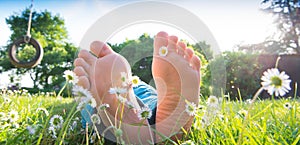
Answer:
[
  {"left": 161, "top": 49, "right": 166, "bottom": 54},
  {"left": 132, "top": 79, "right": 138, "bottom": 84},
  {"left": 271, "top": 76, "right": 282, "bottom": 88}
]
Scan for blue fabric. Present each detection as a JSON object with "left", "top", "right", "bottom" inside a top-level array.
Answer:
[{"left": 81, "top": 81, "right": 158, "bottom": 128}]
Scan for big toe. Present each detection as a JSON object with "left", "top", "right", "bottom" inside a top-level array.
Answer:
[
  {"left": 90, "top": 41, "right": 114, "bottom": 58},
  {"left": 154, "top": 31, "right": 168, "bottom": 55}
]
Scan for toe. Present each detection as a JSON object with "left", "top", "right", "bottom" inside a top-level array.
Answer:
[
  {"left": 78, "top": 49, "right": 96, "bottom": 65},
  {"left": 177, "top": 41, "right": 186, "bottom": 56},
  {"left": 184, "top": 48, "right": 194, "bottom": 61},
  {"left": 191, "top": 55, "right": 201, "bottom": 71},
  {"left": 77, "top": 76, "right": 90, "bottom": 90},
  {"left": 168, "top": 35, "right": 178, "bottom": 52},
  {"left": 90, "top": 41, "right": 114, "bottom": 58},
  {"left": 154, "top": 31, "right": 168, "bottom": 55},
  {"left": 74, "top": 58, "right": 90, "bottom": 73},
  {"left": 74, "top": 66, "right": 88, "bottom": 77}
]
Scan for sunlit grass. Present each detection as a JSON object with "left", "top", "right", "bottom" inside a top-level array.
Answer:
[{"left": 1, "top": 89, "right": 299, "bottom": 145}]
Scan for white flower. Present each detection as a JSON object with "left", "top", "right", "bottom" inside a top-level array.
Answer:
[
  {"left": 48, "top": 126, "right": 57, "bottom": 139},
  {"left": 0, "top": 112, "right": 7, "bottom": 121},
  {"left": 185, "top": 101, "right": 197, "bottom": 116},
  {"left": 126, "top": 101, "right": 135, "bottom": 109},
  {"left": 7, "top": 110, "right": 19, "bottom": 123},
  {"left": 137, "top": 106, "right": 152, "bottom": 120},
  {"left": 98, "top": 104, "right": 110, "bottom": 111},
  {"left": 284, "top": 102, "right": 292, "bottom": 109},
  {"left": 121, "top": 72, "right": 130, "bottom": 87},
  {"left": 73, "top": 85, "right": 92, "bottom": 98},
  {"left": 159, "top": 46, "right": 168, "bottom": 57},
  {"left": 207, "top": 96, "right": 219, "bottom": 108},
  {"left": 63, "top": 70, "right": 78, "bottom": 85},
  {"left": 116, "top": 95, "right": 127, "bottom": 103},
  {"left": 238, "top": 109, "right": 248, "bottom": 118},
  {"left": 91, "top": 114, "right": 101, "bottom": 125},
  {"left": 49, "top": 115, "right": 64, "bottom": 129},
  {"left": 181, "top": 140, "right": 195, "bottom": 145},
  {"left": 246, "top": 99, "right": 253, "bottom": 104},
  {"left": 131, "top": 76, "right": 140, "bottom": 87},
  {"left": 77, "top": 101, "right": 86, "bottom": 111},
  {"left": 109, "top": 87, "right": 127, "bottom": 95},
  {"left": 90, "top": 132, "right": 96, "bottom": 143},
  {"left": 261, "top": 68, "right": 291, "bottom": 96},
  {"left": 36, "top": 107, "right": 49, "bottom": 116},
  {"left": 26, "top": 125, "right": 36, "bottom": 135},
  {"left": 3, "top": 96, "right": 11, "bottom": 103},
  {"left": 86, "top": 97, "right": 97, "bottom": 108},
  {"left": 70, "top": 120, "right": 78, "bottom": 131}
]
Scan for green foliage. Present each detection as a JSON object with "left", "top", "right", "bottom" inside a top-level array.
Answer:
[
  {"left": 0, "top": 9, "right": 78, "bottom": 91},
  {"left": 1, "top": 89, "right": 299, "bottom": 144},
  {"left": 203, "top": 51, "right": 263, "bottom": 99}
]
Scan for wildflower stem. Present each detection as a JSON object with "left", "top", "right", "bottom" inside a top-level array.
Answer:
[{"left": 57, "top": 83, "right": 67, "bottom": 98}]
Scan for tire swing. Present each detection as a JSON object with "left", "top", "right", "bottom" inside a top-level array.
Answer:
[{"left": 8, "top": 0, "right": 43, "bottom": 68}]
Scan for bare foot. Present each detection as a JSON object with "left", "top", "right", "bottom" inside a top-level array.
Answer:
[
  {"left": 74, "top": 41, "right": 142, "bottom": 124},
  {"left": 152, "top": 31, "right": 201, "bottom": 140}
]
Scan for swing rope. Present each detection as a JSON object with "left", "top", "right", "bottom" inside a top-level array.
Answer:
[{"left": 25, "top": 0, "right": 33, "bottom": 43}]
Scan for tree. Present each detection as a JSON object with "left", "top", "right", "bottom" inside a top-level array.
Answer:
[{"left": 0, "top": 9, "right": 78, "bottom": 91}]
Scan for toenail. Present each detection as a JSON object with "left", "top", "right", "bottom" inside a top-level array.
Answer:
[{"left": 159, "top": 46, "right": 168, "bottom": 57}]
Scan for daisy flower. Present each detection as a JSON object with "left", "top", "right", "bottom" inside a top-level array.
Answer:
[
  {"left": 261, "top": 68, "right": 291, "bottom": 96},
  {"left": 238, "top": 109, "right": 248, "bottom": 118},
  {"left": 90, "top": 132, "right": 96, "bottom": 143},
  {"left": 181, "top": 140, "right": 195, "bottom": 145},
  {"left": 3, "top": 96, "right": 11, "bottom": 104},
  {"left": 76, "top": 101, "right": 86, "bottom": 111},
  {"left": 131, "top": 76, "right": 140, "bottom": 87},
  {"left": 63, "top": 70, "right": 78, "bottom": 85},
  {"left": 49, "top": 115, "right": 64, "bottom": 129},
  {"left": 72, "top": 85, "right": 92, "bottom": 98},
  {"left": 121, "top": 72, "right": 129, "bottom": 87},
  {"left": 159, "top": 46, "right": 168, "bottom": 57},
  {"left": 185, "top": 101, "right": 197, "bottom": 116},
  {"left": 7, "top": 110, "right": 19, "bottom": 123},
  {"left": 86, "top": 97, "right": 97, "bottom": 108},
  {"left": 91, "top": 114, "right": 101, "bottom": 124},
  {"left": 284, "top": 102, "right": 292, "bottom": 109},
  {"left": 48, "top": 126, "right": 57, "bottom": 139},
  {"left": 26, "top": 125, "right": 36, "bottom": 135},
  {"left": 116, "top": 95, "right": 127, "bottom": 103},
  {"left": 207, "top": 95, "right": 219, "bottom": 108},
  {"left": 137, "top": 106, "right": 152, "bottom": 120},
  {"left": 109, "top": 87, "right": 127, "bottom": 95},
  {"left": 98, "top": 103, "right": 110, "bottom": 111},
  {"left": 0, "top": 112, "right": 7, "bottom": 121},
  {"left": 36, "top": 107, "right": 49, "bottom": 116}
]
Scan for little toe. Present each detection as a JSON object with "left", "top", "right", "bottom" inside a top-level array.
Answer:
[
  {"left": 167, "top": 35, "right": 178, "bottom": 52},
  {"left": 191, "top": 55, "right": 201, "bottom": 71},
  {"left": 177, "top": 41, "right": 186, "bottom": 56},
  {"left": 184, "top": 48, "right": 194, "bottom": 61},
  {"left": 90, "top": 41, "right": 114, "bottom": 58},
  {"left": 77, "top": 76, "right": 90, "bottom": 90},
  {"left": 154, "top": 31, "right": 168, "bottom": 55}
]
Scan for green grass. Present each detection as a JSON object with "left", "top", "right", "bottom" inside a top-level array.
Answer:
[{"left": 0, "top": 90, "right": 299, "bottom": 145}]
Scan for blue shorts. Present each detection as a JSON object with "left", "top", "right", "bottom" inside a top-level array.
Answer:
[{"left": 81, "top": 81, "right": 158, "bottom": 127}]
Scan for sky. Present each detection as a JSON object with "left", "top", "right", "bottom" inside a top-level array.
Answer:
[{"left": 0, "top": 0, "right": 275, "bottom": 88}]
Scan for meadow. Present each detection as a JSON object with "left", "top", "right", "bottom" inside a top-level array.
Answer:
[{"left": 0, "top": 87, "right": 299, "bottom": 145}]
